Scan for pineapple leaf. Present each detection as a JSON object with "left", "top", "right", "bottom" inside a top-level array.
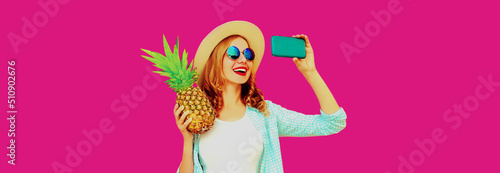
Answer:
[
  {"left": 163, "top": 35, "right": 172, "bottom": 55},
  {"left": 187, "top": 59, "right": 194, "bottom": 71},
  {"left": 141, "top": 51, "right": 168, "bottom": 71},
  {"left": 153, "top": 71, "right": 173, "bottom": 77},
  {"left": 166, "top": 52, "right": 180, "bottom": 75},
  {"left": 181, "top": 49, "right": 188, "bottom": 71},
  {"left": 142, "top": 49, "right": 166, "bottom": 61},
  {"left": 141, "top": 50, "right": 171, "bottom": 73},
  {"left": 141, "top": 49, "right": 159, "bottom": 59},
  {"left": 173, "top": 38, "right": 179, "bottom": 67},
  {"left": 142, "top": 35, "right": 195, "bottom": 91},
  {"left": 180, "top": 49, "right": 188, "bottom": 77}
]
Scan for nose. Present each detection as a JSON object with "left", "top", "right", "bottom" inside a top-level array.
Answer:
[{"left": 236, "top": 54, "right": 247, "bottom": 63}]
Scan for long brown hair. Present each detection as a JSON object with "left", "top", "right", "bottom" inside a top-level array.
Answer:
[{"left": 200, "top": 35, "right": 269, "bottom": 117}]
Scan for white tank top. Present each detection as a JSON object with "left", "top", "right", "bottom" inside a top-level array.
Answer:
[{"left": 199, "top": 110, "right": 263, "bottom": 173}]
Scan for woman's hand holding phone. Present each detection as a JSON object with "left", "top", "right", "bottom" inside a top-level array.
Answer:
[{"left": 291, "top": 34, "right": 316, "bottom": 74}]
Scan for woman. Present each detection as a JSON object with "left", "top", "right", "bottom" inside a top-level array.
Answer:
[{"left": 175, "top": 21, "right": 347, "bottom": 173}]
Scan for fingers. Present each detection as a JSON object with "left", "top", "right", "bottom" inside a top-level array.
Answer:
[
  {"left": 304, "top": 35, "right": 310, "bottom": 45},
  {"left": 292, "top": 34, "right": 310, "bottom": 45},
  {"left": 181, "top": 117, "right": 193, "bottom": 129},
  {"left": 293, "top": 57, "right": 302, "bottom": 66},
  {"left": 292, "top": 34, "right": 305, "bottom": 38},
  {"left": 178, "top": 109, "right": 190, "bottom": 126},
  {"left": 174, "top": 104, "right": 184, "bottom": 122},
  {"left": 299, "top": 34, "right": 310, "bottom": 45}
]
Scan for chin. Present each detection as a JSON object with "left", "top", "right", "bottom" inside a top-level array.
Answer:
[
  {"left": 228, "top": 76, "right": 250, "bottom": 85},
  {"left": 231, "top": 80, "right": 247, "bottom": 85}
]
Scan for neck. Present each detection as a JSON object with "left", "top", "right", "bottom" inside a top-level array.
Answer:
[{"left": 221, "top": 82, "right": 243, "bottom": 108}]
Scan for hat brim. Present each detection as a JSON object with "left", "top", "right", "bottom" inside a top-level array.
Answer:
[{"left": 193, "top": 20, "right": 264, "bottom": 86}]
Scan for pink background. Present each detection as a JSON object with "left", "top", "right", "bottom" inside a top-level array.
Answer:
[{"left": 1, "top": 0, "right": 499, "bottom": 172}]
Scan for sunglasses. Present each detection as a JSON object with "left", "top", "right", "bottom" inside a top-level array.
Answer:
[{"left": 226, "top": 46, "right": 255, "bottom": 61}]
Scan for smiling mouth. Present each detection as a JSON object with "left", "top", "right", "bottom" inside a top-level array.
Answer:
[{"left": 233, "top": 68, "right": 247, "bottom": 76}]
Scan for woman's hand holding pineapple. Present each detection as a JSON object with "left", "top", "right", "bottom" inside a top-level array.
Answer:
[{"left": 174, "top": 103, "right": 193, "bottom": 140}]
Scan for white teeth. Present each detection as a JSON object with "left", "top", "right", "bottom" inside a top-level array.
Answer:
[{"left": 234, "top": 68, "right": 246, "bottom": 72}]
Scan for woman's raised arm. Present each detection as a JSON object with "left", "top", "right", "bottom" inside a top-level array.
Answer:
[{"left": 292, "top": 34, "right": 340, "bottom": 114}]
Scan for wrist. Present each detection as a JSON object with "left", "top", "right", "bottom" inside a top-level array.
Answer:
[
  {"left": 183, "top": 135, "right": 193, "bottom": 143},
  {"left": 302, "top": 69, "right": 319, "bottom": 79}
]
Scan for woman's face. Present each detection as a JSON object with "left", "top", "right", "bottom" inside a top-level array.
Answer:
[{"left": 222, "top": 37, "right": 253, "bottom": 85}]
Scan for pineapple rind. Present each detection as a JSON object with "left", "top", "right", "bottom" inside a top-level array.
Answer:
[{"left": 176, "top": 86, "right": 215, "bottom": 134}]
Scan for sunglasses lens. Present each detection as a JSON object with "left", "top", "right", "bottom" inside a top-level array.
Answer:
[
  {"left": 227, "top": 46, "right": 240, "bottom": 60},
  {"left": 244, "top": 48, "right": 255, "bottom": 61}
]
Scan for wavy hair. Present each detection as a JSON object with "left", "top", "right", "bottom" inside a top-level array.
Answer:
[{"left": 200, "top": 35, "right": 269, "bottom": 117}]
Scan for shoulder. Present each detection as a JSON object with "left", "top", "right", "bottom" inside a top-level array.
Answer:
[
  {"left": 264, "top": 99, "right": 277, "bottom": 106},
  {"left": 248, "top": 100, "right": 277, "bottom": 111},
  {"left": 264, "top": 100, "right": 280, "bottom": 110},
  {"left": 263, "top": 100, "right": 283, "bottom": 116},
  {"left": 264, "top": 99, "right": 273, "bottom": 105},
  {"left": 247, "top": 100, "right": 278, "bottom": 117}
]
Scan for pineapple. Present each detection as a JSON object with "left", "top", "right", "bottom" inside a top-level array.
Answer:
[{"left": 141, "top": 35, "right": 215, "bottom": 134}]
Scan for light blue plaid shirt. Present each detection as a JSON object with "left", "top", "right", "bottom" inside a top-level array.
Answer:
[{"left": 177, "top": 100, "right": 347, "bottom": 172}]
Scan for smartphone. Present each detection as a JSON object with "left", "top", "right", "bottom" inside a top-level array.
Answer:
[{"left": 271, "top": 36, "right": 306, "bottom": 59}]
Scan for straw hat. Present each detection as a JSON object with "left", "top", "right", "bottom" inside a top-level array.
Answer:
[{"left": 193, "top": 20, "right": 265, "bottom": 86}]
